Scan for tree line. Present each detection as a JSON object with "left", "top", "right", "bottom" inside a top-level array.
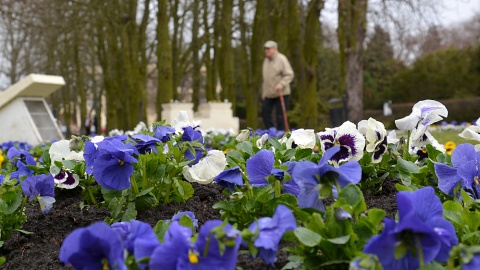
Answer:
[{"left": 0, "top": 0, "right": 478, "bottom": 135}]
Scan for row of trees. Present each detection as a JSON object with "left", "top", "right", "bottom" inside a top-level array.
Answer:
[{"left": 0, "top": 0, "right": 478, "bottom": 134}]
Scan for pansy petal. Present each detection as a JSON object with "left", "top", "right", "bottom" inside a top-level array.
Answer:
[
  {"left": 434, "top": 163, "right": 462, "bottom": 196},
  {"left": 246, "top": 150, "right": 274, "bottom": 187},
  {"left": 451, "top": 143, "right": 476, "bottom": 167}
]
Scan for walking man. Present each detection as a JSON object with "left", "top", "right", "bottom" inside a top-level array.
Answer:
[{"left": 261, "top": 40, "right": 294, "bottom": 130}]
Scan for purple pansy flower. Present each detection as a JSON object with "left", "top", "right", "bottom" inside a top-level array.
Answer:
[
  {"left": 149, "top": 220, "right": 241, "bottom": 270},
  {"left": 247, "top": 204, "right": 296, "bottom": 266},
  {"left": 132, "top": 134, "right": 161, "bottom": 154},
  {"left": 21, "top": 174, "right": 55, "bottom": 214},
  {"left": 434, "top": 143, "right": 480, "bottom": 198},
  {"left": 292, "top": 146, "right": 361, "bottom": 212},
  {"left": 214, "top": 166, "right": 244, "bottom": 192},
  {"left": 153, "top": 125, "right": 176, "bottom": 142},
  {"left": 246, "top": 150, "right": 299, "bottom": 195},
  {"left": 363, "top": 187, "right": 457, "bottom": 269},
  {"left": 111, "top": 220, "right": 158, "bottom": 256},
  {"left": 59, "top": 222, "right": 126, "bottom": 270},
  {"left": 84, "top": 137, "right": 139, "bottom": 190}
]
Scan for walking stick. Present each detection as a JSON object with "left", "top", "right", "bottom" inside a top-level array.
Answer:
[{"left": 279, "top": 92, "right": 289, "bottom": 132}]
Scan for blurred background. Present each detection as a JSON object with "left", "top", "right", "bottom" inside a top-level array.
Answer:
[{"left": 0, "top": 0, "right": 479, "bottom": 135}]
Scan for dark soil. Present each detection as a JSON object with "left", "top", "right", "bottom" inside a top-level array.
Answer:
[{"left": 0, "top": 180, "right": 397, "bottom": 270}]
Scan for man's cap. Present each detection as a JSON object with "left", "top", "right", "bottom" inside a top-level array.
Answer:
[{"left": 264, "top": 40, "right": 278, "bottom": 49}]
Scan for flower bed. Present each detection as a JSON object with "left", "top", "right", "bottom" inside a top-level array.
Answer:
[{"left": 1, "top": 100, "right": 480, "bottom": 269}]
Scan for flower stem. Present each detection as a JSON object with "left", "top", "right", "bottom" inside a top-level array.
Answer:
[
  {"left": 130, "top": 176, "right": 139, "bottom": 195},
  {"left": 415, "top": 235, "right": 425, "bottom": 267},
  {"left": 86, "top": 184, "right": 98, "bottom": 207},
  {"left": 141, "top": 154, "right": 149, "bottom": 189},
  {"left": 404, "top": 130, "right": 411, "bottom": 160}
]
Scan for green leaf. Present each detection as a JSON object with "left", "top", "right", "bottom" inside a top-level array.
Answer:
[
  {"left": 153, "top": 220, "right": 170, "bottom": 242},
  {"left": 443, "top": 201, "right": 463, "bottom": 226},
  {"left": 49, "top": 165, "right": 61, "bottom": 176},
  {"left": 15, "top": 229, "right": 34, "bottom": 235},
  {"left": 121, "top": 202, "right": 137, "bottom": 221},
  {"left": 326, "top": 235, "right": 350, "bottom": 244},
  {"left": 294, "top": 227, "right": 322, "bottom": 247},
  {"left": 174, "top": 181, "right": 194, "bottom": 201},
  {"left": 5, "top": 192, "right": 23, "bottom": 215},
  {"left": 179, "top": 215, "right": 195, "bottom": 233},
  {"left": 418, "top": 261, "right": 446, "bottom": 270},
  {"left": 268, "top": 137, "right": 282, "bottom": 150},
  {"left": 338, "top": 184, "right": 366, "bottom": 215},
  {"left": 295, "top": 148, "right": 313, "bottom": 160},
  {"left": 134, "top": 192, "right": 159, "bottom": 212},
  {"left": 237, "top": 141, "right": 254, "bottom": 156},
  {"left": 62, "top": 160, "right": 77, "bottom": 170}
]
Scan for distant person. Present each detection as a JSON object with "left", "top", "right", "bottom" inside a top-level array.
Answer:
[
  {"left": 261, "top": 40, "right": 294, "bottom": 130},
  {"left": 383, "top": 100, "right": 392, "bottom": 116},
  {"left": 84, "top": 114, "right": 92, "bottom": 135}
]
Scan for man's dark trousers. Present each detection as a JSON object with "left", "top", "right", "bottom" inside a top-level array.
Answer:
[{"left": 262, "top": 95, "right": 289, "bottom": 131}]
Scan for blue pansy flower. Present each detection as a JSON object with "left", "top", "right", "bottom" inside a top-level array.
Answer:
[
  {"left": 111, "top": 219, "right": 158, "bottom": 255},
  {"left": 21, "top": 174, "right": 55, "bottom": 214},
  {"left": 214, "top": 166, "right": 244, "bottom": 192},
  {"left": 363, "top": 187, "right": 457, "bottom": 269},
  {"left": 434, "top": 143, "right": 480, "bottom": 198},
  {"left": 463, "top": 252, "right": 480, "bottom": 270},
  {"left": 7, "top": 147, "right": 36, "bottom": 165},
  {"left": 7, "top": 147, "right": 36, "bottom": 180},
  {"left": 149, "top": 220, "right": 241, "bottom": 270},
  {"left": 171, "top": 211, "right": 199, "bottom": 231},
  {"left": 292, "top": 146, "right": 361, "bottom": 211},
  {"left": 132, "top": 134, "right": 161, "bottom": 154},
  {"left": 10, "top": 160, "right": 34, "bottom": 181},
  {"left": 247, "top": 204, "right": 296, "bottom": 266},
  {"left": 84, "top": 138, "right": 139, "bottom": 190},
  {"left": 59, "top": 222, "right": 126, "bottom": 270},
  {"left": 182, "top": 126, "right": 205, "bottom": 166},
  {"left": 246, "top": 150, "right": 299, "bottom": 195},
  {"left": 153, "top": 125, "right": 176, "bottom": 142}
]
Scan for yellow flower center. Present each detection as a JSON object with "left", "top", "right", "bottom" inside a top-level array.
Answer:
[
  {"left": 118, "top": 160, "right": 124, "bottom": 166},
  {"left": 102, "top": 259, "right": 109, "bottom": 270},
  {"left": 475, "top": 176, "right": 479, "bottom": 185},
  {"left": 188, "top": 249, "right": 199, "bottom": 264}
]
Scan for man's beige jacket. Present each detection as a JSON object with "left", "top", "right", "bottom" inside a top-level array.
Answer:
[{"left": 261, "top": 51, "right": 294, "bottom": 99}]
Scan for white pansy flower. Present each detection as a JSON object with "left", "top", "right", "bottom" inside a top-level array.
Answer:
[
  {"left": 358, "top": 118, "right": 388, "bottom": 163},
  {"left": 395, "top": 100, "right": 448, "bottom": 140},
  {"left": 409, "top": 131, "right": 446, "bottom": 155},
  {"left": 182, "top": 150, "right": 227, "bottom": 184},
  {"left": 317, "top": 121, "right": 365, "bottom": 164},
  {"left": 173, "top": 111, "right": 201, "bottom": 133},
  {"left": 236, "top": 129, "right": 250, "bottom": 142},
  {"left": 256, "top": 133, "right": 269, "bottom": 148},
  {"left": 49, "top": 140, "right": 84, "bottom": 162},
  {"left": 358, "top": 118, "right": 387, "bottom": 153},
  {"left": 459, "top": 117, "right": 480, "bottom": 142},
  {"left": 386, "top": 130, "right": 400, "bottom": 145},
  {"left": 285, "top": 129, "right": 316, "bottom": 149}
]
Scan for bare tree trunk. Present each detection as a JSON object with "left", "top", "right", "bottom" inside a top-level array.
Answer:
[
  {"left": 219, "top": 0, "right": 235, "bottom": 112},
  {"left": 338, "top": 0, "right": 367, "bottom": 124},
  {"left": 157, "top": 0, "right": 174, "bottom": 114},
  {"left": 191, "top": 0, "right": 201, "bottom": 110},
  {"left": 302, "top": 0, "right": 323, "bottom": 128}
]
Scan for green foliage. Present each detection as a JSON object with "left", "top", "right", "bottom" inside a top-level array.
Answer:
[
  {"left": 390, "top": 48, "right": 479, "bottom": 103},
  {"left": 0, "top": 175, "right": 27, "bottom": 244},
  {"left": 287, "top": 184, "right": 385, "bottom": 268},
  {"left": 363, "top": 25, "right": 406, "bottom": 110}
]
